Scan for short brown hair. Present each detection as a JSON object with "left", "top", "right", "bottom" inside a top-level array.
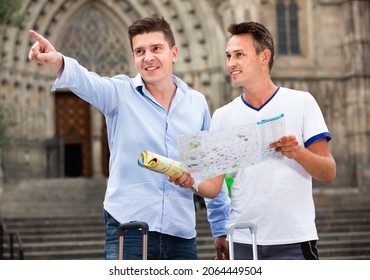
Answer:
[
  {"left": 227, "top": 22, "right": 275, "bottom": 71},
  {"left": 128, "top": 16, "right": 176, "bottom": 51}
]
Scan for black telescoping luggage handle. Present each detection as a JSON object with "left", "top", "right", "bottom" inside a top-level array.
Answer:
[
  {"left": 118, "top": 221, "right": 149, "bottom": 235},
  {"left": 118, "top": 221, "right": 149, "bottom": 260}
]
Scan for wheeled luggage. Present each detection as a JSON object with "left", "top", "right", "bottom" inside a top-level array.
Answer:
[
  {"left": 226, "top": 222, "right": 258, "bottom": 260},
  {"left": 118, "top": 221, "right": 149, "bottom": 260}
]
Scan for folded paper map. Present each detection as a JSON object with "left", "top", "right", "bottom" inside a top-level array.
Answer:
[
  {"left": 177, "top": 114, "right": 286, "bottom": 188},
  {"left": 138, "top": 114, "right": 285, "bottom": 190},
  {"left": 138, "top": 150, "right": 183, "bottom": 177}
]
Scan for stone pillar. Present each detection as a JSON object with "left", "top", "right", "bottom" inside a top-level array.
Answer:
[
  {"left": 90, "top": 107, "right": 103, "bottom": 178},
  {"left": 343, "top": 1, "right": 370, "bottom": 190}
]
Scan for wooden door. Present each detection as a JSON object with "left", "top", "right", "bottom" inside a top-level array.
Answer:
[{"left": 55, "top": 92, "right": 92, "bottom": 177}]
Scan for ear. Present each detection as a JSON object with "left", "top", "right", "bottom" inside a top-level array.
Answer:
[
  {"left": 260, "top": 49, "right": 271, "bottom": 66},
  {"left": 171, "top": 45, "right": 179, "bottom": 63}
]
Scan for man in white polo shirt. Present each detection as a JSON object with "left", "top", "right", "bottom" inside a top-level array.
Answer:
[{"left": 171, "top": 21, "right": 336, "bottom": 260}]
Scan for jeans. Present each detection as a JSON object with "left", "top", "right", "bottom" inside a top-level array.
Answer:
[
  {"left": 233, "top": 240, "right": 319, "bottom": 260},
  {"left": 104, "top": 210, "right": 197, "bottom": 260}
]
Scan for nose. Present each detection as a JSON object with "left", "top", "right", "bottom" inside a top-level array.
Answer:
[
  {"left": 144, "top": 51, "right": 154, "bottom": 62},
  {"left": 227, "top": 57, "right": 236, "bottom": 68}
]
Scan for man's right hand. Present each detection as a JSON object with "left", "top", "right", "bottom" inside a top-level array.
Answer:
[{"left": 28, "top": 30, "right": 64, "bottom": 76}]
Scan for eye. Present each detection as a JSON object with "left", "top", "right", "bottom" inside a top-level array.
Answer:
[
  {"left": 153, "top": 46, "right": 161, "bottom": 52},
  {"left": 236, "top": 52, "right": 244, "bottom": 58},
  {"left": 135, "top": 49, "right": 144, "bottom": 56}
]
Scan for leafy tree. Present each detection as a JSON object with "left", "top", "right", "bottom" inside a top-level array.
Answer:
[
  {"left": 0, "top": 0, "right": 25, "bottom": 169},
  {"left": 0, "top": 105, "right": 13, "bottom": 158},
  {"left": 0, "top": 0, "right": 27, "bottom": 26}
]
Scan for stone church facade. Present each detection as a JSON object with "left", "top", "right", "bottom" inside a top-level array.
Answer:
[{"left": 0, "top": 0, "right": 369, "bottom": 206}]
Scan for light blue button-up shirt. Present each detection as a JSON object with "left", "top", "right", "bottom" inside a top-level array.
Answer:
[{"left": 52, "top": 56, "right": 230, "bottom": 239}]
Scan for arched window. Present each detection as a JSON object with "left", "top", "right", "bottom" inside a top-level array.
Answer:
[
  {"left": 289, "top": 2, "right": 300, "bottom": 54},
  {"left": 276, "top": 1, "right": 301, "bottom": 55},
  {"left": 277, "top": 2, "right": 287, "bottom": 54},
  {"left": 59, "top": 7, "right": 131, "bottom": 76}
]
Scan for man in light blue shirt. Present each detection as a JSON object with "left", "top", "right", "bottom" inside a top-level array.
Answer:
[{"left": 28, "top": 16, "right": 230, "bottom": 260}]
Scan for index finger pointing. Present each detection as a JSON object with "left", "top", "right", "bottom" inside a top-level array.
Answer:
[{"left": 29, "top": 30, "right": 47, "bottom": 44}]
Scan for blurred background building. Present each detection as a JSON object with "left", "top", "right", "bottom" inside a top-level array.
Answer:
[
  {"left": 1, "top": 0, "right": 370, "bottom": 261},
  {"left": 0, "top": 0, "right": 369, "bottom": 215}
]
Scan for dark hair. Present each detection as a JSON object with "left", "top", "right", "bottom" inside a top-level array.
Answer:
[
  {"left": 227, "top": 22, "right": 274, "bottom": 71},
  {"left": 128, "top": 16, "right": 176, "bottom": 51}
]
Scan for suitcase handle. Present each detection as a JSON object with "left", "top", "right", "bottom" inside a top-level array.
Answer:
[
  {"left": 118, "top": 221, "right": 149, "bottom": 235},
  {"left": 226, "top": 222, "right": 258, "bottom": 260},
  {"left": 118, "top": 221, "right": 149, "bottom": 260}
]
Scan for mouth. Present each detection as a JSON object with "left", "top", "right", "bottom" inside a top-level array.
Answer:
[
  {"left": 145, "top": 66, "right": 159, "bottom": 71},
  {"left": 230, "top": 70, "right": 241, "bottom": 77}
]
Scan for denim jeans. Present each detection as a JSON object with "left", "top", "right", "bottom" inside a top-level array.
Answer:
[{"left": 104, "top": 210, "right": 197, "bottom": 260}]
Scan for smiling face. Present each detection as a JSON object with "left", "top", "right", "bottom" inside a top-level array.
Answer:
[
  {"left": 225, "top": 34, "right": 267, "bottom": 89},
  {"left": 132, "top": 31, "right": 178, "bottom": 87}
]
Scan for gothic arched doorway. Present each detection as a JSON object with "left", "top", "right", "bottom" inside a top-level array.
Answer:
[{"left": 55, "top": 91, "right": 92, "bottom": 177}]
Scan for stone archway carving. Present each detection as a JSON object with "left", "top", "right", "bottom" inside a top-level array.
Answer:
[{"left": 0, "top": 0, "right": 227, "bottom": 177}]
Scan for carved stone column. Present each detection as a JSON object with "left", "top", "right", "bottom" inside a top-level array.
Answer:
[
  {"left": 90, "top": 107, "right": 103, "bottom": 178},
  {"left": 343, "top": 0, "right": 370, "bottom": 190}
]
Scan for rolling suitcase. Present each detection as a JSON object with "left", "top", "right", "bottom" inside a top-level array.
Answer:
[
  {"left": 226, "top": 222, "right": 258, "bottom": 260},
  {"left": 118, "top": 221, "right": 149, "bottom": 260}
]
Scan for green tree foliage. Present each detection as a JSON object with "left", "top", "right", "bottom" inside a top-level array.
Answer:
[
  {"left": 0, "top": 0, "right": 25, "bottom": 158},
  {"left": 0, "top": 105, "right": 12, "bottom": 157},
  {"left": 0, "top": 0, "right": 26, "bottom": 26}
]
